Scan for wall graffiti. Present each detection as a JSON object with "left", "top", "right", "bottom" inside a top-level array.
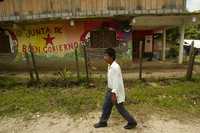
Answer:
[{"left": 17, "top": 22, "right": 85, "bottom": 57}]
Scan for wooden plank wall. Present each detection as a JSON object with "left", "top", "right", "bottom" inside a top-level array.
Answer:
[{"left": 0, "top": 0, "right": 186, "bottom": 17}]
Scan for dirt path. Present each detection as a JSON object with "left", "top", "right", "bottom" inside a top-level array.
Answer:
[{"left": 0, "top": 112, "right": 199, "bottom": 133}]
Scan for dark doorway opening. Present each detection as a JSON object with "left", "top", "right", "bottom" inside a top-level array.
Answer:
[
  {"left": 90, "top": 29, "right": 117, "bottom": 48},
  {"left": 0, "top": 29, "right": 11, "bottom": 53}
]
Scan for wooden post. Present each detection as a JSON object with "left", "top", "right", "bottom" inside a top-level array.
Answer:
[
  {"left": 25, "top": 52, "right": 34, "bottom": 81},
  {"left": 83, "top": 45, "right": 89, "bottom": 84},
  {"left": 75, "top": 48, "right": 80, "bottom": 82},
  {"left": 186, "top": 41, "right": 196, "bottom": 80},
  {"left": 139, "top": 41, "right": 143, "bottom": 80},
  {"left": 29, "top": 45, "right": 40, "bottom": 82},
  {"left": 162, "top": 28, "right": 166, "bottom": 61}
]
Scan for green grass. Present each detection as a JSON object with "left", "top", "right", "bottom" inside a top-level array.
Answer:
[
  {"left": 0, "top": 76, "right": 19, "bottom": 88},
  {"left": 0, "top": 76, "right": 200, "bottom": 119},
  {"left": 0, "top": 86, "right": 104, "bottom": 118},
  {"left": 127, "top": 77, "right": 200, "bottom": 115},
  {"left": 195, "top": 55, "right": 200, "bottom": 63}
]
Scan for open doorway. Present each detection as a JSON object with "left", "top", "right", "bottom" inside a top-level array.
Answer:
[
  {"left": 0, "top": 28, "right": 18, "bottom": 62},
  {"left": 90, "top": 29, "right": 117, "bottom": 48},
  {"left": 0, "top": 29, "right": 12, "bottom": 53},
  {"left": 132, "top": 30, "right": 154, "bottom": 60}
]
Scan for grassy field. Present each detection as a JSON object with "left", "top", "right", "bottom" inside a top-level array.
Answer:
[
  {"left": 195, "top": 55, "right": 200, "bottom": 63},
  {"left": 0, "top": 75, "right": 200, "bottom": 119}
]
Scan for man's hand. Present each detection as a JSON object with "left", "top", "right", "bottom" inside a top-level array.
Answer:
[{"left": 111, "top": 93, "right": 117, "bottom": 104}]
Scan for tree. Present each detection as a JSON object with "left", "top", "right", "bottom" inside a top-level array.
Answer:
[{"left": 185, "top": 25, "right": 200, "bottom": 39}]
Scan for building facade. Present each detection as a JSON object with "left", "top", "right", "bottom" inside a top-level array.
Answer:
[{"left": 0, "top": 0, "right": 199, "bottom": 70}]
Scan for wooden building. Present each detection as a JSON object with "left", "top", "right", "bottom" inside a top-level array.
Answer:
[{"left": 0, "top": 0, "right": 200, "bottom": 66}]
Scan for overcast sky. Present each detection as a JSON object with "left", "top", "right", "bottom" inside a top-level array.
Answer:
[{"left": 187, "top": 0, "right": 200, "bottom": 11}]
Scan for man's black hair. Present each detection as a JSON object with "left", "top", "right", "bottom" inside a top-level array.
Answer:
[{"left": 104, "top": 48, "right": 116, "bottom": 61}]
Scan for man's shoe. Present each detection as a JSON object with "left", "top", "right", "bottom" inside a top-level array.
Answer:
[
  {"left": 94, "top": 122, "right": 107, "bottom": 128},
  {"left": 124, "top": 123, "right": 137, "bottom": 129}
]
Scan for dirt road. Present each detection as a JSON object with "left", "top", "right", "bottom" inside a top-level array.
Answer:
[{"left": 0, "top": 112, "right": 199, "bottom": 133}]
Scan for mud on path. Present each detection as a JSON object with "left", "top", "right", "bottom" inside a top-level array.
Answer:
[{"left": 0, "top": 112, "right": 200, "bottom": 133}]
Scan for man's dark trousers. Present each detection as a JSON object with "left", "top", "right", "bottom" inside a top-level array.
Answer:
[{"left": 100, "top": 90, "right": 137, "bottom": 125}]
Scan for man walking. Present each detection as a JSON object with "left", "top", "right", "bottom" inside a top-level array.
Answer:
[{"left": 94, "top": 48, "right": 137, "bottom": 129}]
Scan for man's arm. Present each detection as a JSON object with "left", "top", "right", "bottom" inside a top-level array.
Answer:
[{"left": 110, "top": 68, "right": 120, "bottom": 104}]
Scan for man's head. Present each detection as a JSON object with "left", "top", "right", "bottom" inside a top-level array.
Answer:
[{"left": 104, "top": 48, "right": 116, "bottom": 64}]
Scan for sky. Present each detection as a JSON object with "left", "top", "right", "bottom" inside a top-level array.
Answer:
[{"left": 187, "top": 0, "right": 200, "bottom": 11}]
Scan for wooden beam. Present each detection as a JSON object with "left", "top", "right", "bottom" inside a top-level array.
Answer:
[
  {"left": 139, "top": 41, "right": 143, "bottom": 80},
  {"left": 75, "top": 48, "right": 80, "bottom": 82},
  {"left": 178, "top": 23, "right": 185, "bottom": 64},
  {"left": 186, "top": 41, "right": 196, "bottom": 80},
  {"left": 162, "top": 28, "right": 166, "bottom": 61},
  {"left": 25, "top": 52, "right": 34, "bottom": 81},
  {"left": 29, "top": 45, "right": 40, "bottom": 82}
]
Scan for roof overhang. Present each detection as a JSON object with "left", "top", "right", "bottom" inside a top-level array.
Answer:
[{"left": 131, "top": 13, "right": 200, "bottom": 30}]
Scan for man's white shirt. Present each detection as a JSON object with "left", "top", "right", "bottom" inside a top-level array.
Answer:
[{"left": 107, "top": 61, "right": 125, "bottom": 104}]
